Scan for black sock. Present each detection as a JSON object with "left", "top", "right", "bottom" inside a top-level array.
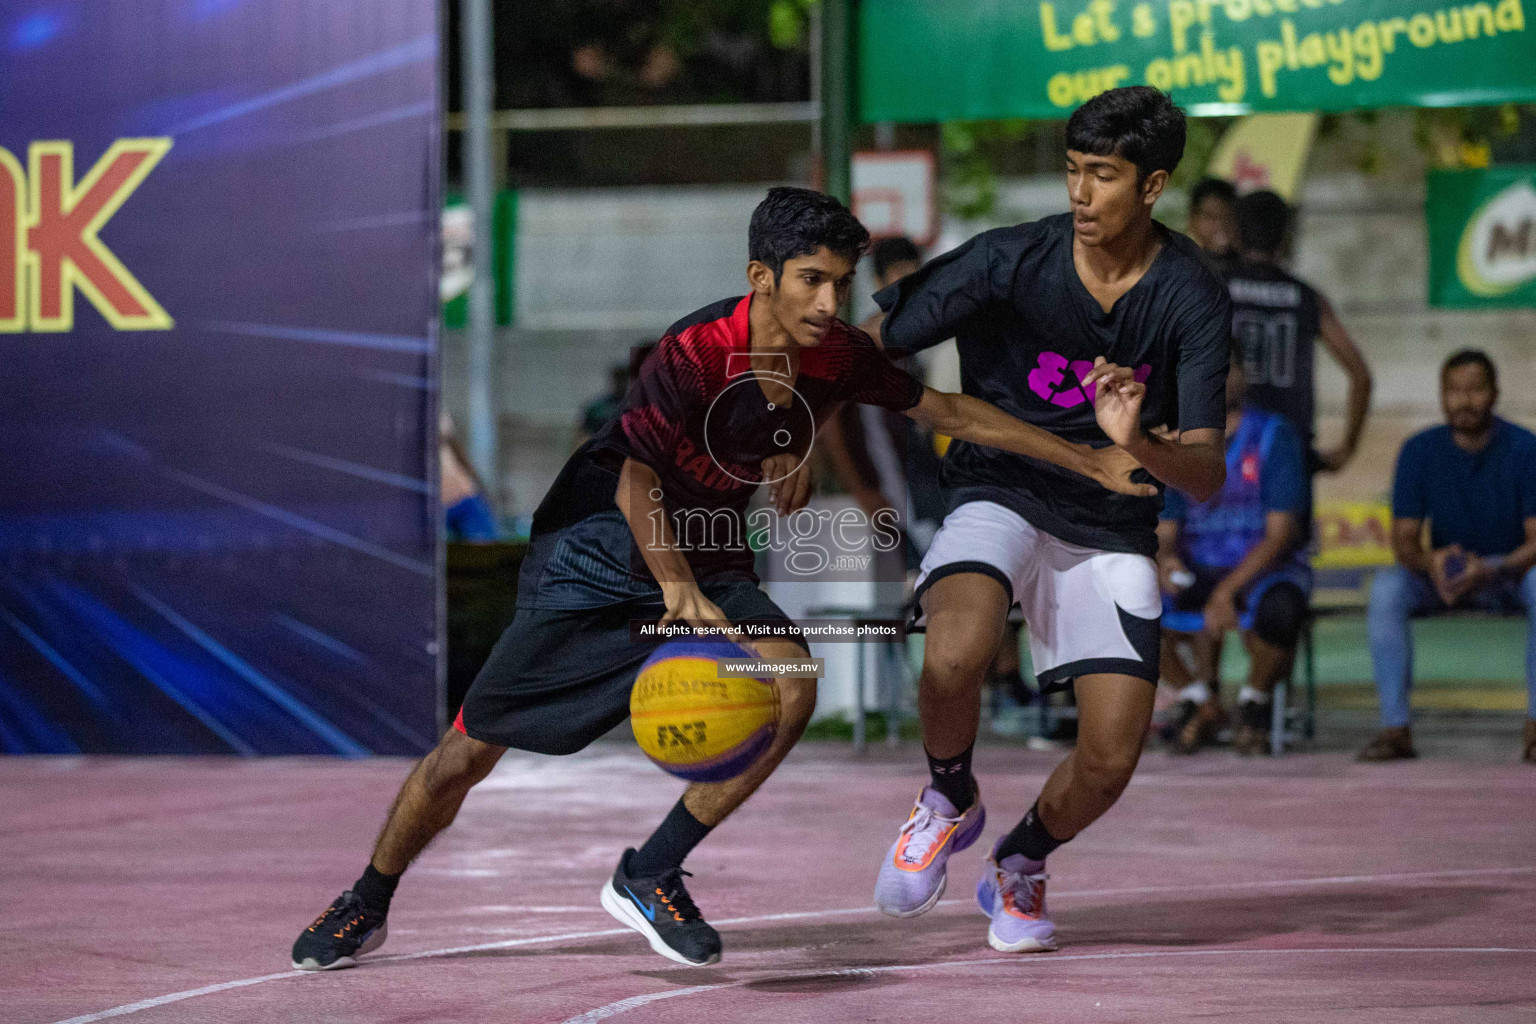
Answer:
[
  {"left": 352, "top": 863, "right": 401, "bottom": 915},
  {"left": 995, "top": 801, "right": 1069, "bottom": 864},
  {"left": 925, "top": 743, "right": 975, "bottom": 812},
  {"left": 629, "top": 799, "right": 714, "bottom": 877}
]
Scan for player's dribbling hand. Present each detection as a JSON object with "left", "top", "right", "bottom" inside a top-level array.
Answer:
[
  {"left": 659, "top": 582, "right": 754, "bottom": 649},
  {"left": 1082, "top": 357, "right": 1145, "bottom": 449},
  {"left": 1086, "top": 444, "right": 1157, "bottom": 497},
  {"left": 762, "top": 453, "right": 814, "bottom": 515}
]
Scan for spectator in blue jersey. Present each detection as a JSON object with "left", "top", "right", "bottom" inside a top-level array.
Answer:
[
  {"left": 1360, "top": 350, "right": 1536, "bottom": 764},
  {"left": 442, "top": 413, "right": 499, "bottom": 541},
  {"left": 1157, "top": 345, "right": 1310, "bottom": 755}
]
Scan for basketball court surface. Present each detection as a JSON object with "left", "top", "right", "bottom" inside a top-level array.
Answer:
[{"left": 5, "top": 737, "right": 1534, "bottom": 1024}]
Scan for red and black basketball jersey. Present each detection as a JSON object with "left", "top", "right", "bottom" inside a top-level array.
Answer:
[{"left": 521, "top": 294, "right": 924, "bottom": 608}]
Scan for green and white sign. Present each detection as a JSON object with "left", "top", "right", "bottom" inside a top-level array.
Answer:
[
  {"left": 860, "top": 0, "right": 1534, "bottom": 121},
  {"left": 1428, "top": 166, "right": 1536, "bottom": 308},
  {"left": 442, "top": 189, "right": 518, "bottom": 328}
]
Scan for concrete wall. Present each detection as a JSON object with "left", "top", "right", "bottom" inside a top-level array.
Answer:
[{"left": 1286, "top": 176, "right": 1536, "bottom": 505}]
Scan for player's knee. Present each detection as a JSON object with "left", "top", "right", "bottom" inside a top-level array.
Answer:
[
  {"left": 775, "top": 677, "right": 816, "bottom": 738},
  {"left": 425, "top": 729, "right": 503, "bottom": 793},
  {"left": 1075, "top": 744, "right": 1139, "bottom": 800},
  {"left": 920, "top": 639, "right": 990, "bottom": 694}
]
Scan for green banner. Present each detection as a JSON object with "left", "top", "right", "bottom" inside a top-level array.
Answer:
[
  {"left": 1427, "top": 165, "right": 1536, "bottom": 308},
  {"left": 861, "top": 0, "right": 1534, "bottom": 122}
]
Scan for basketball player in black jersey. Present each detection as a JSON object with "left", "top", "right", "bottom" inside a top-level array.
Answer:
[{"left": 870, "top": 87, "right": 1233, "bottom": 952}]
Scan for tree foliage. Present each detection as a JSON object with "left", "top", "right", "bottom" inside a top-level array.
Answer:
[{"left": 463, "top": 0, "right": 811, "bottom": 110}]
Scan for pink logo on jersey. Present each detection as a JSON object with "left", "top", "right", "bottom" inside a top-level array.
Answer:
[{"left": 1026, "top": 351, "right": 1151, "bottom": 408}]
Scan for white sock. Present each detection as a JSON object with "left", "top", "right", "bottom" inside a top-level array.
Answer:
[
  {"left": 1238, "top": 684, "right": 1271, "bottom": 706},
  {"left": 1178, "top": 681, "right": 1213, "bottom": 705}
]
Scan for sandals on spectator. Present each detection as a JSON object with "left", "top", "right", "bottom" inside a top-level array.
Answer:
[
  {"left": 1358, "top": 727, "right": 1416, "bottom": 762},
  {"left": 1171, "top": 701, "right": 1223, "bottom": 756}
]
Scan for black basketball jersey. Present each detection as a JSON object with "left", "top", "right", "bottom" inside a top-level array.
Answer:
[
  {"left": 875, "top": 213, "right": 1231, "bottom": 557},
  {"left": 1224, "top": 260, "right": 1322, "bottom": 446}
]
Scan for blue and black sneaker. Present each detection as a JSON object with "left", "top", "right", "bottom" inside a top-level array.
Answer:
[
  {"left": 291, "top": 890, "right": 388, "bottom": 971},
  {"left": 599, "top": 848, "right": 721, "bottom": 966}
]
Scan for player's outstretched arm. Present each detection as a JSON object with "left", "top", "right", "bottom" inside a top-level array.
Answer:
[
  {"left": 905, "top": 386, "right": 1156, "bottom": 498},
  {"left": 1085, "top": 358, "right": 1226, "bottom": 501}
]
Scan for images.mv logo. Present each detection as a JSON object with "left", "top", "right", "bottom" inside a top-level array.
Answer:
[{"left": 0, "top": 138, "right": 173, "bottom": 333}]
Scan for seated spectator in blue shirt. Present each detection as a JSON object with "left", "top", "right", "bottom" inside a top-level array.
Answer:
[
  {"left": 1156, "top": 346, "right": 1311, "bottom": 755},
  {"left": 442, "top": 413, "right": 499, "bottom": 542},
  {"left": 1361, "top": 350, "right": 1536, "bottom": 764}
]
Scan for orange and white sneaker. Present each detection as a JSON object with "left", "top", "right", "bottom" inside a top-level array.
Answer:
[
  {"left": 976, "top": 837, "right": 1057, "bottom": 952},
  {"left": 874, "top": 785, "right": 985, "bottom": 918}
]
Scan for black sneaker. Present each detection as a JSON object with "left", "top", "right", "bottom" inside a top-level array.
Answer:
[
  {"left": 291, "top": 890, "right": 388, "bottom": 971},
  {"left": 599, "top": 849, "right": 722, "bottom": 966}
]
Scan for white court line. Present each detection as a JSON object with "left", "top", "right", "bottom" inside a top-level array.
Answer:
[
  {"left": 557, "top": 948, "right": 1536, "bottom": 1024},
  {"left": 48, "top": 864, "right": 1536, "bottom": 1024}
]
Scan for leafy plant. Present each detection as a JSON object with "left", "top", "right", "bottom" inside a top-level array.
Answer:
[{"left": 939, "top": 119, "right": 1035, "bottom": 219}]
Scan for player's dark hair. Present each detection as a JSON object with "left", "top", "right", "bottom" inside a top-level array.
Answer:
[
  {"left": 1236, "top": 190, "right": 1291, "bottom": 254},
  {"left": 1064, "top": 86, "right": 1186, "bottom": 180},
  {"left": 748, "top": 186, "right": 871, "bottom": 279},
  {"left": 872, "top": 236, "right": 921, "bottom": 279},
  {"left": 1190, "top": 176, "right": 1237, "bottom": 210},
  {"left": 1442, "top": 348, "right": 1497, "bottom": 389}
]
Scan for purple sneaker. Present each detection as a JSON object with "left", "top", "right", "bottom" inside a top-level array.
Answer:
[
  {"left": 976, "top": 838, "right": 1057, "bottom": 952},
  {"left": 874, "top": 786, "right": 985, "bottom": 918}
]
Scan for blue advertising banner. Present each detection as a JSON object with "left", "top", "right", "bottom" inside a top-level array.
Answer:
[{"left": 0, "top": 2, "right": 441, "bottom": 754}]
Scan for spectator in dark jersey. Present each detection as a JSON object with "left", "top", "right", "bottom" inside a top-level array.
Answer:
[
  {"left": 1178, "top": 191, "right": 1371, "bottom": 732},
  {"left": 1157, "top": 346, "right": 1310, "bottom": 755},
  {"left": 1360, "top": 351, "right": 1536, "bottom": 763},
  {"left": 1187, "top": 176, "right": 1238, "bottom": 268},
  {"left": 290, "top": 187, "right": 1156, "bottom": 974},
  {"left": 1227, "top": 191, "right": 1373, "bottom": 480},
  {"left": 870, "top": 87, "right": 1231, "bottom": 954}
]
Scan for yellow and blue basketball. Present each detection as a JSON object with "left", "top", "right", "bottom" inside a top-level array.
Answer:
[{"left": 630, "top": 639, "right": 778, "bottom": 782}]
